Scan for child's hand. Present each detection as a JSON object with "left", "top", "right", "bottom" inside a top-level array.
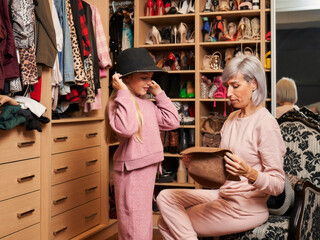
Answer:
[
  {"left": 148, "top": 80, "right": 162, "bottom": 96},
  {"left": 112, "top": 73, "right": 128, "bottom": 90}
]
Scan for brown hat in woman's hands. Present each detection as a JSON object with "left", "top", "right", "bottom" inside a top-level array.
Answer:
[{"left": 181, "top": 147, "right": 240, "bottom": 188}]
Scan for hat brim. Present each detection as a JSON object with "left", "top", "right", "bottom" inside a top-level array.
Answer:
[{"left": 120, "top": 66, "right": 167, "bottom": 78}]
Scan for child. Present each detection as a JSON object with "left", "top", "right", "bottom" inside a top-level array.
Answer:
[{"left": 106, "top": 48, "right": 179, "bottom": 240}]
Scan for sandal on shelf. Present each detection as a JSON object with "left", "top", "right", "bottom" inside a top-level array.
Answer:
[
  {"left": 210, "top": 51, "right": 222, "bottom": 70},
  {"left": 227, "top": 22, "right": 237, "bottom": 41},
  {"left": 251, "top": 17, "right": 260, "bottom": 40},
  {"left": 186, "top": 27, "right": 195, "bottom": 43},
  {"left": 178, "top": 22, "right": 188, "bottom": 43},
  {"left": 203, "top": 0, "right": 213, "bottom": 12}
]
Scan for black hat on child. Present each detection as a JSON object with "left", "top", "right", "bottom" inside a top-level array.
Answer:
[{"left": 116, "top": 48, "right": 167, "bottom": 77}]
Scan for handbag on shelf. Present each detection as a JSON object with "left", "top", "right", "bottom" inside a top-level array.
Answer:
[{"left": 200, "top": 112, "right": 226, "bottom": 147}]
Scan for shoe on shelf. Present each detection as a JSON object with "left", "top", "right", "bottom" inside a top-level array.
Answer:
[
  {"left": 177, "top": 0, "right": 188, "bottom": 14},
  {"left": 203, "top": 0, "right": 213, "bottom": 12},
  {"left": 160, "top": 27, "right": 171, "bottom": 44},
  {"left": 155, "top": 0, "right": 165, "bottom": 15},
  {"left": 179, "top": 82, "right": 187, "bottom": 98},
  {"left": 170, "top": 25, "right": 179, "bottom": 43},
  {"left": 145, "top": 0, "right": 154, "bottom": 16},
  {"left": 167, "top": 1, "right": 178, "bottom": 14},
  {"left": 251, "top": 17, "right": 260, "bottom": 40},
  {"left": 163, "top": 0, "right": 171, "bottom": 14},
  {"left": 188, "top": 0, "right": 195, "bottom": 13},
  {"left": 178, "top": 22, "right": 188, "bottom": 43},
  {"left": 186, "top": 81, "right": 195, "bottom": 98},
  {"left": 186, "top": 27, "right": 195, "bottom": 43}
]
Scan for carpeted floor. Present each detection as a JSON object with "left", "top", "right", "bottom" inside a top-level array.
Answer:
[{"left": 107, "top": 228, "right": 162, "bottom": 240}]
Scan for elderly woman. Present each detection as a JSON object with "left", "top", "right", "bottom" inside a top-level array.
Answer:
[
  {"left": 276, "top": 77, "right": 299, "bottom": 118},
  {"left": 156, "top": 55, "right": 286, "bottom": 239}
]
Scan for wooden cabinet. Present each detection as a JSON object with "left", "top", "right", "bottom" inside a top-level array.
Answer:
[{"left": 0, "top": 0, "right": 113, "bottom": 239}]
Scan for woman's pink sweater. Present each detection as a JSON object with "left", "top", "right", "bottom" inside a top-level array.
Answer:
[
  {"left": 108, "top": 89, "right": 180, "bottom": 171},
  {"left": 219, "top": 108, "right": 286, "bottom": 214}
]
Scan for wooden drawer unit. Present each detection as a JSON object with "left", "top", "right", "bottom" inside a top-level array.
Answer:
[
  {"left": 0, "top": 127, "right": 40, "bottom": 164},
  {"left": 51, "top": 147, "right": 100, "bottom": 185},
  {"left": 51, "top": 198, "right": 100, "bottom": 240},
  {"left": 51, "top": 173, "right": 100, "bottom": 216},
  {"left": 0, "top": 191, "right": 40, "bottom": 238},
  {"left": 52, "top": 122, "right": 101, "bottom": 154},
  {"left": 1, "top": 223, "right": 40, "bottom": 240},
  {"left": 0, "top": 158, "right": 40, "bottom": 201}
]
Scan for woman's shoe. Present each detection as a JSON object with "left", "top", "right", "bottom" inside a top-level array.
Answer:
[
  {"left": 201, "top": 17, "right": 210, "bottom": 42},
  {"left": 203, "top": 0, "right": 213, "bottom": 12},
  {"left": 167, "top": 1, "right": 178, "bottom": 14},
  {"left": 151, "top": 26, "right": 162, "bottom": 44},
  {"left": 145, "top": 28, "right": 153, "bottom": 44},
  {"left": 160, "top": 27, "right": 171, "bottom": 44},
  {"left": 166, "top": 52, "right": 177, "bottom": 70},
  {"left": 155, "top": 0, "right": 165, "bottom": 16},
  {"left": 179, "top": 82, "right": 187, "bottom": 98},
  {"left": 178, "top": 0, "right": 188, "bottom": 14},
  {"left": 186, "top": 27, "right": 195, "bottom": 43},
  {"left": 186, "top": 81, "right": 195, "bottom": 98},
  {"left": 180, "top": 51, "right": 188, "bottom": 70},
  {"left": 178, "top": 22, "right": 188, "bottom": 43},
  {"left": 188, "top": 0, "right": 195, "bottom": 13},
  {"left": 163, "top": 0, "right": 171, "bottom": 14},
  {"left": 145, "top": 0, "right": 155, "bottom": 16},
  {"left": 251, "top": 17, "right": 260, "bottom": 40},
  {"left": 170, "top": 25, "right": 179, "bottom": 43}
]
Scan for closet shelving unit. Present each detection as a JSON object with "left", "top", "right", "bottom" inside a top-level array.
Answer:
[{"left": 134, "top": 0, "right": 274, "bottom": 226}]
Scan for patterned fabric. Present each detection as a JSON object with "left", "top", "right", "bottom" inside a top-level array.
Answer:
[
  {"left": 90, "top": 4, "right": 112, "bottom": 68},
  {"left": 77, "top": 0, "right": 91, "bottom": 57},
  {"left": 84, "top": 55, "right": 95, "bottom": 102},
  {"left": 300, "top": 187, "right": 320, "bottom": 240},
  {"left": 19, "top": 45, "right": 38, "bottom": 85},
  {"left": 9, "top": 0, "right": 35, "bottom": 48},
  {"left": 66, "top": 0, "right": 86, "bottom": 85}
]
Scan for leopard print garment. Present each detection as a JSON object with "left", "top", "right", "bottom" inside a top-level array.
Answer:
[
  {"left": 19, "top": 44, "right": 38, "bottom": 85},
  {"left": 84, "top": 54, "right": 95, "bottom": 103},
  {"left": 66, "top": 0, "right": 87, "bottom": 85}
]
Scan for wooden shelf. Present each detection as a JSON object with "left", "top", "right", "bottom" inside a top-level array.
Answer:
[
  {"left": 140, "top": 43, "right": 195, "bottom": 50},
  {"left": 180, "top": 125, "right": 195, "bottom": 128},
  {"left": 52, "top": 117, "right": 104, "bottom": 124},
  {"left": 140, "top": 13, "right": 195, "bottom": 25},
  {"left": 155, "top": 181, "right": 195, "bottom": 187},
  {"left": 164, "top": 153, "right": 181, "bottom": 157},
  {"left": 200, "top": 40, "right": 261, "bottom": 48},
  {"left": 168, "top": 70, "right": 195, "bottom": 74},
  {"left": 200, "top": 9, "right": 261, "bottom": 18},
  {"left": 170, "top": 98, "right": 195, "bottom": 102}
]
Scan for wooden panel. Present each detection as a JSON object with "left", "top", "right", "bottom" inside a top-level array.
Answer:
[
  {"left": 51, "top": 173, "right": 100, "bottom": 216},
  {"left": 51, "top": 199, "right": 100, "bottom": 240},
  {"left": 0, "top": 127, "right": 40, "bottom": 164},
  {"left": 0, "top": 158, "right": 40, "bottom": 201},
  {"left": 52, "top": 122, "right": 101, "bottom": 154},
  {"left": 1, "top": 224, "right": 40, "bottom": 240},
  {"left": 0, "top": 191, "right": 40, "bottom": 238},
  {"left": 51, "top": 147, "right": 100, "bottom": 185}
]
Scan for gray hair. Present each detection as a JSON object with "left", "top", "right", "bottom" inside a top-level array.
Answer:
[
  {"left": 221, "top": 55, "right": 266, "bottom": 106},
  {"left": 276, "top": 77, "right": 298, "bottom": 104}
]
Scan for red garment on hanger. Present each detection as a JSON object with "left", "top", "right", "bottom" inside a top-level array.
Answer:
[{"left": 30, "top": 76, "right": 42, "bottom": 102}]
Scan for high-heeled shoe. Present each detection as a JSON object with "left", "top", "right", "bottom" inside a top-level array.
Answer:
[
  {"left": 145, "top": 0, "right": 155, "bottom": 16},
  {"left": 178, "top": 22, "right": 187, "bottom": 43},
  {"left": 178, "top": 0, "right": 188, "bottom": 14},
  {"left": 203, "top": 0, "right": 213, "bottom": 12},
  {"left": 201, "top": 17, "right": 210, "bottom": 42},
  {"left": 166, "top": 52, "right": 176, "bottom": 69},
  {"left": 160, "top": 27, "right": 171, "bottom": 44},
  {"left": 155, "top": 0, "right": 165, "bottom": 16},
  {"left": 170, "top": 25, "right": 179, "bottom": 43},
  {"left": 167, "top": 1, "right": 178, "bottom": 14},
  {"left": 151, "top": 26, "right": 162, "bottom": 44},
  {"left": 186, "top": 81, "right": 195, "bottom": 98},
  {"left": 188, "top": 0, "right": 195, "bottom": 13},
  {"left": 186, "top": 27, "right": 195, "bottom": 43},
  {"left": 163, "top": 0, "right": 171, "bottom": 14}
]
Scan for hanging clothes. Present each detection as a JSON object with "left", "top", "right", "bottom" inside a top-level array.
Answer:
[{"left": 0, "top": 0, "right": 20, "bottom": 91}]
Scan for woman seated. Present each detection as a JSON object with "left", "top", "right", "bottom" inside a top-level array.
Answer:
[
  {"left": 276, "top": 77, "right": 299, "bottom": 118},
  {"left": 156, "top": 55, "right": 286, "bottom": 239}
]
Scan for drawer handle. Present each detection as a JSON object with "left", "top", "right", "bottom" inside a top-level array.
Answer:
[
  {"left": 53, "top": 226, "right": 68, "bottom": 236},
  {"left": 85, "top": 186, "right": 98, "bottom": 193},
  {"left": 54, "top": 166, "right": 68, "bottom": 173},
  {"left": 17, "top": 209, "right": 35, "bottom": 219},
  {"left": 85, "top": 212, "right": 97, "bottom": 220},
  {"left": 53, "top": 196, "right": 68, "bottom": 205},
  {"left": 86, "top": 159, "right": 98, "bottom": 166},
  {"left": 53, "top": 136, "right": 68, "bottom": 142},
  {"left": 17, "top": 141, "right": 35, "bottom": 148},
  {"left": 17, "top": 174, "right": 35, "bottom": 183},
  {"left": 86, "top": 132, "right": 98, "bottom": 138}
]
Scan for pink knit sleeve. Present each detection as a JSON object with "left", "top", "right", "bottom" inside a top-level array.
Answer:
[
  {"left": 154, "top": 91, "right": 180, "bottom": 131},
  {"left": 108, "top": 90, "right": 138, "bottom": 138},
  {"left": 253, "top": 117, "right": 286, "bottom": 196}
]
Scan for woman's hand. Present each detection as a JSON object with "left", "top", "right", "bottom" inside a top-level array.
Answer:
[
  {"left": 224, "top": 152, "right": 258, "bottom": 183},
  {"left": 0, "top": 95, "right": 19, "bottom": 106},
  {"left": 112, "top": 73, "right": 128, "bottom": 90},
  {"left": 181, "top": 154, "right": 191, "bottom": 168},
  {"left": 148, "top": 80, "right": 163, "bottom": 97}
]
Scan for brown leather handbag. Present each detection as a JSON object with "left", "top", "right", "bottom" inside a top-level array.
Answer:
[
  {"left": 200, "top": 113, "right": 226, "bottom": 147},
  {"left": 181, "top": 147, "right": 240, "bottom": 188}
]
